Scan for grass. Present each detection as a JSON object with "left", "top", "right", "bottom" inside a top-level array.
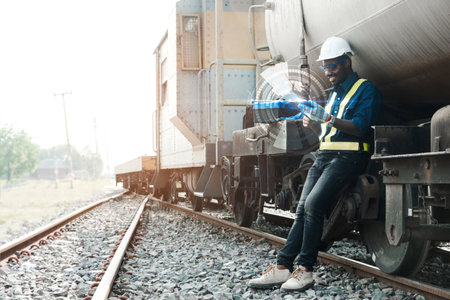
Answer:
[{"left": 0, "top": 178, "right": 117, "bottom": 241}]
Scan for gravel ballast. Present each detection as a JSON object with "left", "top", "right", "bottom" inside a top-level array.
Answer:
[
  {"left": 1, "top": 196, "right": 445, "bottom": 299},
  {"left": 0, "top": 195, "right": 142, "bottom": 299},
  {"left": 110, "top": 204, "right": 425, "bottom": 299}
]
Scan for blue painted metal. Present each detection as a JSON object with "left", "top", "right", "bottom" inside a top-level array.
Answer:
[
  {"left": 209, "top": 69, "right": 256, "bottom": 99},
  {"left": 176, "top": 0, "right": 202, "bottom": 14},
  {"left": 176, "top": 0, "right": 261, "bottom": 13}
]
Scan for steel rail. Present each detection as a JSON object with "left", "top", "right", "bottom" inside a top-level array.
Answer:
[
  {"left": 92, "top": 196, "right": 149, "bottom": 300},
  {"left": 149, "top": 196, "right": 450, "bottom": 300},
  {"left": 262, "top": 211, "right": 294, "bottom": 227},
  {"left": 0, "top": 191, "right": 127, "bottom": 263},
  {"left": 317, "top": 253, "right": 450, "bottom": 300}
]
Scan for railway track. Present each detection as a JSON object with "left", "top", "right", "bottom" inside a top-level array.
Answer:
[
  {"left": 262, "top": 211, "right": 450, "bottom": 265},
  {"left": 89, "top": 196, "right": 149, "bottom": 300},
  {"left": 0, "top": 192, "right": 146, "bottom": 299},
  {"left": 0, "top": 191, "right": 127, "bottom": 265},
  {"left": 2, "top": 190, "right": 449, "bottom": 299},
  {"left": 149, "top": 195, "right": 450, "bottom": 300}
]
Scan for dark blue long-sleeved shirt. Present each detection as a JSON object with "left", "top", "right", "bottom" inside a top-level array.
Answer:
[{"left": 321, "top": 72, "right": 383, "bottom": 146}]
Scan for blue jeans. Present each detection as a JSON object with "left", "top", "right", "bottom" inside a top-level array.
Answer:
[{"left": 277, "top": 152, "right": 368, "bottom": 272}]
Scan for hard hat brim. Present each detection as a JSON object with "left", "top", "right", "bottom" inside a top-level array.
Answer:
[{"left": 316, "top": 51, "right": 354, "bottom": 62}]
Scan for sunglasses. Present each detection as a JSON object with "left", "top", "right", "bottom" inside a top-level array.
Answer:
[{"left": 320, "top": 58, "right": 347, "bottom": 72}]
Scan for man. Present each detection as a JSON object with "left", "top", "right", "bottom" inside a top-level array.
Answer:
[{"left": 248, "top": 36, "right": 383, "bottom": 292}]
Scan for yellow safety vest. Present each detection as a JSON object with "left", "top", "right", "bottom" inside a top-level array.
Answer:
[{"left": 318, "top": 78, "right": 369, "bottom": 152}]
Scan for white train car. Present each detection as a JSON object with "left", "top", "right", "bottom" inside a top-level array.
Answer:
[{"left": 151, "top": 0, "right": 268, "bottom": 207}]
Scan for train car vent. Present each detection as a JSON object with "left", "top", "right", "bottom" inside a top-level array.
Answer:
[{"left": 180, "top": 15, "right": 202, "bottom": 70}]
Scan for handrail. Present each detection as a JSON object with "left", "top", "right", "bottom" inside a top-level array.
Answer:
[{"left": 152, "top": 110, "right": 157, "bottom": 153}]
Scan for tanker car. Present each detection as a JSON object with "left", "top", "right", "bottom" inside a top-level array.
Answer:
[{"left": 149, "top": 0, "right": 450, "bottom": 276}]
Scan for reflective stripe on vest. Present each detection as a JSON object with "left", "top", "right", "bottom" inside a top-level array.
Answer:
[
  {"left": 319, "top": 78, "right": 368, "bottom": 151},
  {"left": 319, "top": 141, "right": 370, "bottom": 152}
]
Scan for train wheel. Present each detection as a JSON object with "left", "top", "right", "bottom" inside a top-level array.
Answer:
[
  {"left": 318, "top": 241, "right": 334, "bottom": 252},
  {"left": 234, "top": 188, "right": 253, "bottom": 227},
  {"left": 161, "top": 188, "right": 170, "bottom": 202},
  {"left": 234, "top": 168, "right": 258, "bottom": 227},
  {"left": 362, "top": 185, "right": 431, "bottom": 276},
  {"left": 220, "top": 156, "right": 232, "bottom": 205},
  {"left": 169, "top": 179, "right": 179, "bottom": 204},
  {"left": 187, "top": 192, "right": 203, "bottom": 212},
  {"left": 362, "top": 220, "right": 430, "bottom": 276}
]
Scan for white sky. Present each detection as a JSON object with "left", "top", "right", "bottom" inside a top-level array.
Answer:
[{"left": 0, "top": 0, "right": 176, "bottom": 173}]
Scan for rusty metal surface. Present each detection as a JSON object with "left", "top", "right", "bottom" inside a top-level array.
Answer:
[
  {"left": 373, "top": 125, "right": 430, "bottom": 157},
  {"left": 0, "top": 191, "right": 126, "bottom": 263},
  {"left": 149, "top": 196, "right": 450, "bottom": 300},
  {"left": 376, "top": 151, "right": 450, "bottom": 184},
  {"left": 92, "top": 196, "right": 149, "bottom": 300},
  {"left": 232, "top": 121, "right": 318, "bottom": 157}
]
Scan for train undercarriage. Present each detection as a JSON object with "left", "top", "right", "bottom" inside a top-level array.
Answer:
[
  {"left": 115, "top": 170, "right": 154, "bottom": 195},
  {"left": 149, "top": 105, "right": 450, "bottom": 277}
]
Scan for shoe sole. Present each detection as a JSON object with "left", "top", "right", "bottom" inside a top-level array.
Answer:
[
  {"left": 248, "top": 282, "right": 285, "bottom": 289},
  {"left": 280, "top": 281, "right": 314, "bottom": 292}
]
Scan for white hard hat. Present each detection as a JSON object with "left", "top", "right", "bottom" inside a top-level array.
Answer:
[{"left": 316, "top": 36, "right": 354, "bottom": 61}]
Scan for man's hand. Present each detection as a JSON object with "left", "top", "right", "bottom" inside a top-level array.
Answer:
[
  {"left": 302, "top": 114, "right": 322, "bottom": 135},
  {"left": 302, "top": 115, "right": 311, "bottom": 127},
  {"left": 298, "top": 100, "right": 330, "bottom": 123}
]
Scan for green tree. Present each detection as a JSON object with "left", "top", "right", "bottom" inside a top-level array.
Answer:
[
  {"left": 40, "top": 145, "right": 103, "bottom": 178},
  {"left": 78, "top": 146, "right": 103, "bottom": 179},
  {"left": 0, "top": 127, "right": 40, "bottom": 181}
]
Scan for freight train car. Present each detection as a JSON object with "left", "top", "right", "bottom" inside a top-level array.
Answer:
[
  {"left": 115, "top": 156, "right": 156, "bottom": 194},
  {"left": 151, "top": 0, "right": 450, "bottom": 276},
  {"left": 151, "top": 0, "right": 270, "bottom": 208}
]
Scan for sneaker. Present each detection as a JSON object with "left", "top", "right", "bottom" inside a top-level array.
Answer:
[
  {"left": 280, "top": 266, "right": 314, "bottom": 292},
  {"left": 248, "top": 264, "right": 291, "bottom": 288}
]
